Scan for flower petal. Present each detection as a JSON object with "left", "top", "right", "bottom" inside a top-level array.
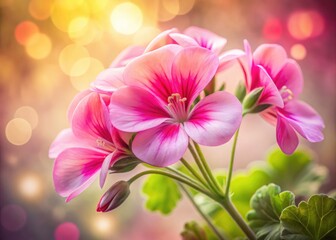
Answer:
[
  {"left": 123, "top": 45, "right": 182, "bottom": 102},
  {"left": 99, "top": 153, "right": 114, "bottom": 188},
  {"left": 72, "top": 92, "right": 112, "bottom": 142},
  {"left": 132, "top": 123, "right": 188, "bottom": 167},
  {"left": 91, "top": 67, "right": 125, "bottom": 94},
  {"left": 110, "top": 45, "right": 144, "bottom": 68},
  {"left": 169, "top": 32, "right": 199, "bottom": 48},
  {"left": 278, "top": 100, "right": 324, "bottom": 142},
  {"left": 144, "top": 28, "right": 178, "bottom": 52},
  {"left": 253, "top": 44, "right": 287, "bottom": 77},
  {"left": 49, "top": 129, "right": 78, "bottom": 158},
  {"left": 184, "top": 91, "right": 242, "bottom": 146},
  {"left": 109, "top": 86, "right": 170, "bottom": 132},
  {"left": 217, "top": 49, "right": 246, "bottom": 72},
  {"left": 67, "top": 90, "right": 92, "bottom": 123},
  {"left": 274, "top": 59, "right": 303, "bottom": 97},
  {"left": 254, "top": 65, "right": 284, "bottom": 107},
  {"left": 184, "top": 26, "right": 227, "bottom": 54},
  {"left": 53, "top": 148, "right": 107, "bottom": 201},
  {"left": 276, "top": 115, "right": 299, "bottom": 154},
  {"left": 172, "top": 47, "right": 219, "bottom": 107}
]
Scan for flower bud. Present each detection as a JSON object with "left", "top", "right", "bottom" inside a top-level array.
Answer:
[
  {"left": 109, "top": 157, "right": 141, "bottom": 173},
  {"left": 181, "top": 221, "right": 207, "bottom": 240},
  {"left": 243, "top": 87, "right": 263, "bottom": 111},
  {"left": 97, "top": 181, "right": 130, "bottom": 212},
  {"left": 235, "top": 83, "right": 246, "bottom": 102}
]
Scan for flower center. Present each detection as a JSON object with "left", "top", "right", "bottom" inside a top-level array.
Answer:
[
  {"left": 96, "top": 138, "right": 115, "bottom": 152},
  {"left": 280, "top": 86, "right": 294, "bottom": 102},
  {"left": 166, "top": 93, "right": 188, "bottom": 122}
]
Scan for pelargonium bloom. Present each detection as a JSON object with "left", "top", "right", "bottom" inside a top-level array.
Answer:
[
  {"left": 49, "top": 91, "right": 132, "bottom": 201},
  {"left": 109, "top": 45, "right": 242, "bottom": 167},
  {"left": 242, "top": 41, "right": 324, "bottom": 154}
]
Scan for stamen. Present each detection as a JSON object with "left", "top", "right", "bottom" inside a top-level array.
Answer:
[
  {"left": 96, "top": 138, "right": 115, "bottom": 152},
  {"left": 166, "top": 93, "right": 188, "bottom": 122},
  {"left": 280, "top": 86, "right": 294, "bottom": 102}
]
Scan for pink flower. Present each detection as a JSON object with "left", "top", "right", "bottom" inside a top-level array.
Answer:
[
  {"left": 109, "top": 45, "right": 242, "bottom": 166},
  {"left": 169, "top": 26, "right": 245, "bottom": 72},
  {"left": 49, "top": 92, "right": 131, "bottom": 201},
  {"left": 242, "top": 41, "right": 324, "bottom": 154}
]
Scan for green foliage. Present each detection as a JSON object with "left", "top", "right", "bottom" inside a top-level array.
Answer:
[
  {"left": 142, "top": 174, "right": 182, "bottom": 215},
  {"left": 181, "top": 221, "right": 208, "bottom": 240},
  {"left": 247, "top": 184, "right": 295, "bottom": 240},
  {"left": 266, "top": 149, "right": 327, "bottom": 196},
  {"left": 280, "top": 195, "right": 336, "bottom": 240}
]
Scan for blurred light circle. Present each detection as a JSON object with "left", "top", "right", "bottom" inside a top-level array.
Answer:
[
  {"left": 18, "top": 174, "right": 43, "bottom": 200},
  {"left": 163, "top": 0, "right": 179, "bottom": 16},
  {"left": 28, "top": 0, "right": 53, "bottom": 20},
  {"left": 110, "top": 2, "right": 143, "bottom": 35},
  {"left": 69, "top": 20, "right": 102, "bottom": 45},
  {"left": 15, "top": 106, "right": 39, "bottom": 129},
  {"left": 178, "top": 0, "right": 195, "bottom": 15},
  {"left": 59, "top": 44, "right": 90, "bottom": 76},
  {"left": 132, "top": 26, "right": 161, "bottom": 45},
  {"left": 51, "top": 0, "right": 90, "bottom": 32},
  {"left": 93, "top": 216, "right": 116, "bottom": 235},
  {"left": 290, "top": 44, "right": 307, "bottom": 60},
  {"left": 263, "top": 18, "right": 282, "bottom": 41},
  {"left": 1, "top": 204, "right": 27, "bottom": 231},
  {"left": 288, "top": 10, "right": 325, "bottom": 40},
  {"left": 70, "top": 57, "right": 91, "bottom": 77},
  {"left": 54, "top": 222, "right": 80, "bottom": 240},
  {"left": 68, "top": 16, "right": 89, "bottom": 36},
  {"left": 25, "top": 33, "right": 52, "bottom": 59},
  {"left": 6, "top": 118, "right": 32, "bottom": 145},
  {"left": 14, "top": 21, "right": 39, "bottom": 45},
  {"left": 70, "top": 58, "right": 104, "bottom": 91}
]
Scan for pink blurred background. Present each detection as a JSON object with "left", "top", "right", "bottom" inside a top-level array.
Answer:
[{"left": 0, "top": 0, "right": 335, "bottom": 239}]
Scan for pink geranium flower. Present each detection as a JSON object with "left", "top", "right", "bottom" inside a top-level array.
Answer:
[
  {"left": 49, "top": 92, "right": 131, "bottom": 201},
  {"left": 242, "top": 41, "right": 324, "bottom": 154},
  {"left": 109, "top": 45, "right": 242, "bottom": 166}
]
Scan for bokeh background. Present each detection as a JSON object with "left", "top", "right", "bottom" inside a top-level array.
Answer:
[{"left": 0, "top": 0, "right": 335, "bottom": 239}]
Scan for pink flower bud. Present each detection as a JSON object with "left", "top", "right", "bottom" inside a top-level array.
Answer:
[{"left": 97, "top": 181, "right": 130, "bottom": 212}]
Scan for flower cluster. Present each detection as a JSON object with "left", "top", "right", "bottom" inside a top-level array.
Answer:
[{"left": 49, "top": 26, "right": 324, "bottom": 206}]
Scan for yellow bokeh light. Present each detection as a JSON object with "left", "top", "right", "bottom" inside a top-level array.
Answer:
[
  {"left": 110, "top": 2, "right": 143, "bottom": 35},
  {"left": 51, "top": 0, "right": 90, "bottom": 32},
  {"left": 92, "top": 215, "right": 117, "bottom": 235},
  {"left": 133, "top": 26, "right": 161, "bottom": 45},
  {"left": 163, "top": 0, "right": 179, "bottom": 16},
  {"left": 59, "top": 44, "right": 90, "bottom": 76},
  {"left": 70, "top": 57, "right": 91, "bottom": 77},
  {"left": 5, "top": 118, "right": 32, "bottom": 146},
  {"left": 28, "top": 0, "right": 53, "bottom": 20},
  {"left": 14, "top": 106, "right": 39, "bottom": 129},
  {"left": 68, "top": 16, "right": 90, "bottom": 36},
  {"left": 70, "top": 58, "right": 104, "bottom": 91},
  {"left": 18, "top": 174, "right": 42, "bottom": 200},
  {"left": 25, "top": 33, "right": 52, "bottom": 59},
  {"left": 68, "top": 20, "right": 103, "bottom": 45},
  {"left": 290, "top": 44, "right": 307, "bottom": 60},
  {"left": 178, "top": 0, "right": 195, "bottom": 15}
]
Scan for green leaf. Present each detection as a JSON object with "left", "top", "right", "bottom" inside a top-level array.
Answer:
[
  {"left": 280, "top": 194, "right": 336, "bottom": 240},
  {"left": 142, "top": 174, "right": 182, "bottom": 215},
  {"left": 181, "top": 221, "right": 208, "bottom": 240},
  {"left": 246, "top": 184, "right": 295, "bottom": 240},
  {"left": 266, "top": 148, "right": 328, "bottom": 196}
]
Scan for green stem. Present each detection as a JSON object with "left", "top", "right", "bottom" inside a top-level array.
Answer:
[
  {"left": 165, "top": 166, "right": 206, "bottom": 190},
  {"left": 221, "top": 197, "right": 256, "bottom": 240},
  {"left": 180, "top": 158, "right": 208, "bottom": 187},
  {"left": 179, "top": 184, "right": 227, "bottom": 240},
  {"left": 188, "top": 143, "right": 221, "bottom": 195},
  {"left": 193, "top": 141, "right": 223, "bottom": 194},
  {"left": 224, "top": 128, "right": 240, "bottom": 197},
  {"left": 128, "top": 170, "right": 217, "bottom": 200}
]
